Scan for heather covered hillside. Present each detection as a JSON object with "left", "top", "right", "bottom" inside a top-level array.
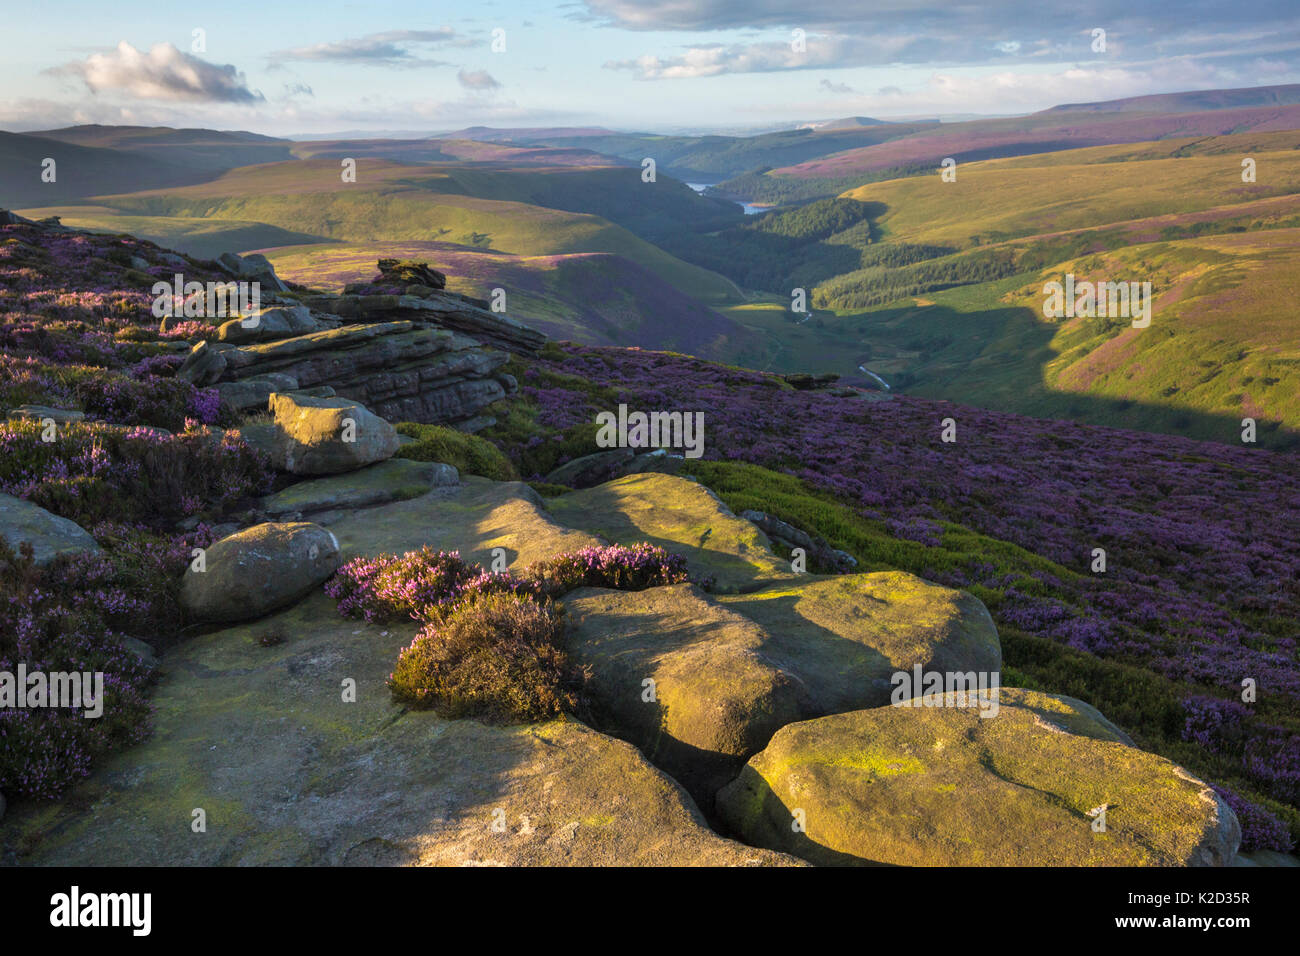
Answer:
[{"left": 2, "top": 216, "right": 1294, "bottom": 865}]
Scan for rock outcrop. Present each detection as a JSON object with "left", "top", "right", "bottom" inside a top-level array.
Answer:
[
  {"left": 180, "top": 320, "right": 518, "bottom": 427},
  {"left": 0, "top": 493, "right": 101, "bottom": 567},
  {"left": 717, "top": 688, "right": 1242, "bottom": 866},
  {"left": 4, "top": 590, "right": 799, "bottom": 867},
  {"left": 171, "top": 257, "right": 543, "bottom": 427},
  {"left": 179, "top": 522, "right": 342, "bottom": 623}
]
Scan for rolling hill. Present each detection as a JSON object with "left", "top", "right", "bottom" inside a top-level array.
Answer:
[
  {"left": 15, "top": 158, "right": 742, "bottom": 303},
  {"left": 259, "top": 239, "right": 763, "bottom": 362}
]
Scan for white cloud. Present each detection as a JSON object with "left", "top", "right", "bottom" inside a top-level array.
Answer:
[{"left": 53, "top": 41, "right": 263, "bottom": 103}]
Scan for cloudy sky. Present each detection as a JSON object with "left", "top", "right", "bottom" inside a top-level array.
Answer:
[{"left": 2, "top": 0, "right": 1296, "bottom": 135}]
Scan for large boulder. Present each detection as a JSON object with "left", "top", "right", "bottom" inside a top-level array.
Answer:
[
  {"left": 0, "top": 493, "right": 100, "bottom": 567},
  {"left": 1, "top": 591, "right": 800, "bottom": 867},
  {"left": 563, "top": 583, "right": 808, "bottom": 807},
  {"left": 715, "top": 572, "right": 1002, "bottom": 713},
  {"left": 179, "top": 522, "right": 342, "bottom": 623},
  {"left": 269, "top": 392, "right": 400, "bottom": 475},
  {"left": 562, "top": 572, "right": 1001, "bottom": 809},
  {"left": 717, "top": 688, "right": 1241, "bottom": 867}
]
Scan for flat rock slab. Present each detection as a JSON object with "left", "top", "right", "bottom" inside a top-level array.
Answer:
[
  {"left": 562, "top": 573, "right": 1002, "bottom": 810},
  {"left": 0, "top": 492, "right": 100, "bottom": 567},
  {"left": 262, "top": 459, "right": 459, "bottom": 516},
  {"left": 4, "top": 592, "right": 797, "bottom": 867},
  {"left": 547, "top": 474, "right": 793, "bottom": 593},
  {"left": 716, "top": 688, "right": 1241, "bottom": 867},
  {"left": 715, "top": 572, "right": 1002, "bottom": 713},
  {"left": 328, "top": 476, "right": 602, "bottom": 569}
]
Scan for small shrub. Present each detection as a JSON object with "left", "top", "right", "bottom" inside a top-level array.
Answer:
[
  {"left": 522, "top": 543, "right": 692, "bottom": 597},
  {"left": 324, "top": 548, "right": 536, "bottom": 624},
  {"left": 389, "top": 593, "right": 577, "bottom": 723},
  {"left": 394, "top": 423, "right": 518, "bottom": 481}
]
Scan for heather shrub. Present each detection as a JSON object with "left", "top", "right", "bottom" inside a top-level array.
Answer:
[
  {"left": 394, "top": 422, "right": 519, "bottom": 481},
  {"left": 0, "top": 524, "right": 213, "bottom": 799},
  {"left": 324, "top": 548, "right": 536, "bottom": 624},
  {"left": 522, "top": 543, "right": 692, "bottom": 597},
  {"left": 388, "top": 592, "right": 577, "bottom": 723},
  {"left": 0, "top": 419, "right": 273, "bottom": 527}
]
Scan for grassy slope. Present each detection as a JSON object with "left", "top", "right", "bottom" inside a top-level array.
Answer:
[
  {"left": 260, "top": 239, "right": 762, "bottom": 362},
  {"left": 21, "top": 159, "right": 739, "bottom": 304},
  {"left": 841, "top": 145, "right": 1300, "bottom": 248}
]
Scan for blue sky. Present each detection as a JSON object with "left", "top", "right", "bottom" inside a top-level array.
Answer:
[{"left": 2, "top": 0, "right": 1297, "bottom": 135}]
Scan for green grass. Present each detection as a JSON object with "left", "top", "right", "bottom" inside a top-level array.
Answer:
[{"left": 395, "top": 423, "right": 520, "bottom": 481}]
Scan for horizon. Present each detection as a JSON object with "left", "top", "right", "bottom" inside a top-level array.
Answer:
[{"left": 3, "top": 0, "right": 1298, "bottom": 135}]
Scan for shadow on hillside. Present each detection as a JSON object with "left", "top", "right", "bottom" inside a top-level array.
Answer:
[{"left": 828, "top": 299, "right": 1300, "bottom": 453}]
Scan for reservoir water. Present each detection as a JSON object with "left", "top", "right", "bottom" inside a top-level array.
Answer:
[{"left": 686, "top": 182, "right": 770, "bottom": 216}]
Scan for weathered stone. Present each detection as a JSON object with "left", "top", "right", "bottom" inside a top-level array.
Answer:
[
  {"left": 6, "top": 404, "right": 85, "bottom": 424},
  {"left": 546, "top": 473, "right": 794, "bottom": 592},
  {"left": 261, "top": 459, "right": 459, "bottom": 515},
  {"left": 215, "top": 373, "right": 299, "bottom": 412},
  {"left": 328, "top": 476, "right": 601, "bottom": 568},
  {"left": 0, "top": 493, "right": 101, "bottom": 567},
  {"left": 717, "top": 688, "right": 1241, "bottom": 867},
  {"left": 179, "top": 521, "right": 341, "bottom": 623},
  {"left": 563, "top": 572, "right": 1001, "bottom": 809},
  {"left": 1, "top": 591, "right": 799, "bottom": 867},
  {"left": 377, "top": 258, "right": 447, "bottom": 290},
  {"left": 269, "top": 392, "right": 400, "bottom": 475}
]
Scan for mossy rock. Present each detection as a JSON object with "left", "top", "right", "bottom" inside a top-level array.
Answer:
[
  {"left": 716, "top": 688, "right": 1241, "bottom": 867},
  {"left": 715, "top": 572, "right": 1002, "bottom": 713},
  {"left": 563, "top": 583, "right": 809, "bottom": 810},
  {"left": 327, "top": 476, "right": 601, "bottom": 569},
  {"left": 261, "top": 459, "right": 458, "bottom": 516},
  {"left": 546, "top": 473, "right": 794, "bottom": 592},
  {"left": 3, "top": 592, "right": 800, "bottom": 867},
  {"left": 562, "top": 572, "right": 1001, "bottom": 810}
]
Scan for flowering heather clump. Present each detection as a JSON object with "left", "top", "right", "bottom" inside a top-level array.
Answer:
[
  {"left": 0, "top": 523, "right": 214, "bottom": 799},
  {"left": 0, "top": 419, "right": 273, "bottom": 527},
  {"left": 324, "top": 548, "right": 536, "bottom": 623},
  {"left": 325, "top": 542, "right": 695, "bottom": 623},
  {"left": 388, "top": 592, "right": 577, "bottom": 723},
  {"left": 523, "top": 542, "right": 693, "bottom": 597},
  {"left": 484, "top": 342, "right": 1300, "bottom": 849}
]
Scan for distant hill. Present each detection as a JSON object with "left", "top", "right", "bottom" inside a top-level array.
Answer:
[
  {"left": 1047, "top": 83, "right": 1300, "bottom": 113},
  {"left": 0, "top": 125, "right": 297, "bottom": 206},
  {"left": 20, "top": 124, "right": 294, "bottom": 172},
  {"left": 458, "top": 123, "right": 936, "bottom": 181},
  {"left": 803, "top": 117, "right": 892, "bottom": 130},
  {"left": 17, "top": 158, "right": 742, "bottom": 303},
  {"left": 0, "top": 130, "right": 204, "bottom": 206},
  {"left": 721, "top": 85, "right": 1300, "bottom": 202},
  {"left": 434, "top": 126, "right": 620, "bottom": 142},
  {"left": 289, "top": 137, "right": 626, "bottom": 168}
]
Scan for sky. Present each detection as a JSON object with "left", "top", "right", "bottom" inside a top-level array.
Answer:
[{"left": 1, "top": 0, "right": 1297, "bottom": 136}]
